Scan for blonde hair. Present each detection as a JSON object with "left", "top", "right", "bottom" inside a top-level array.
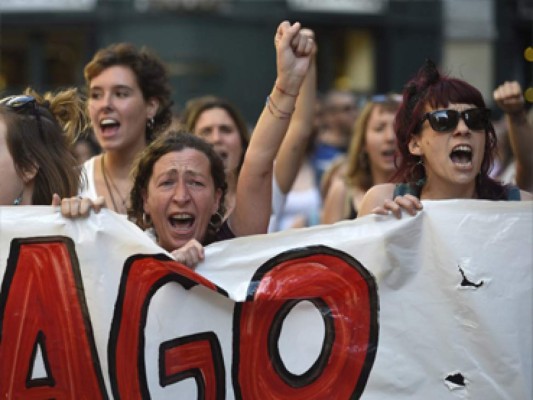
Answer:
[{"left": 345, "top": 95, "right": 401, "bottom": 191}]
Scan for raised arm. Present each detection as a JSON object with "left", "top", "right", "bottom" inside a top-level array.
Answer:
[
  {"left": 229, "top": 21, "right": 314, "bottom": 237},
  {"left": 493, "top": 81, "right": 533, "bottom": 192},
  {"left": 274, "top": 29, "right": 317, "bottom": 194}
]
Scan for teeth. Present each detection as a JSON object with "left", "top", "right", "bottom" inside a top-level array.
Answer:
[
  {"left": 101, "top": 118, "right": 118, "bottom": 126},
  {"left": 453, "top": 145, "right": 471, "bottom": 153},
  {"left": 170, "top": 214, "right": 193, "bottom": 220}
]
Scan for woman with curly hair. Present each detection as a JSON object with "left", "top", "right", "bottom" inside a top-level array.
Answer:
[{"left": 80, "top": 42, "right": 173, "bottom": 214}]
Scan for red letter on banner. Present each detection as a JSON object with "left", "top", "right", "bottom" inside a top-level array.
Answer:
[
  {"left": 234, "top": 246, "right": 378, "bottom": 399},
  {"left": 109, "top": 255, "right": 225, "bottom": 400},
  {"left": 0, "top": 238, "right": 107, "bottom": 399}
]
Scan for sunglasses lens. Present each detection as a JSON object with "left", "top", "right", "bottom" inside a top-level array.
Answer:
[
  {"left": 429, "top": 110, "right": 458, "bottom": 132},
  {"left": 0, "top": 95, "right": 35, "bottom": 109},
  {"left": 464, "top": 108, "right": 489, "bottom": 130}
]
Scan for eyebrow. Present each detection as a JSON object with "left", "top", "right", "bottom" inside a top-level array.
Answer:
[
  {"left": 89, "top": 84, "right": 134, "bottom": 92},
  {"left": 157, "top": 168, "right": 208, "bottom": 180}
]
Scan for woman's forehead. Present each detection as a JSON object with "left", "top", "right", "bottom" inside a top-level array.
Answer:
[{"left": 153, "top": 149, "right": 211, "bottom": 174}]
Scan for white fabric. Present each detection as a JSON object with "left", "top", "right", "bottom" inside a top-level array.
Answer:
[
  {"left": 0, "top": 201, "right": 531, "bottom": 399},
  {"left": 78, "top": 156, "right": 98, "bottom": 199},
  {"left": 268, "top": 175, "right": 287, "bottom": 232}
]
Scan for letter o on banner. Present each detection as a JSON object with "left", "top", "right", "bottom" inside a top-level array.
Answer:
[{"left": 233, "top": 245, "right": 379, "bottom": 399}]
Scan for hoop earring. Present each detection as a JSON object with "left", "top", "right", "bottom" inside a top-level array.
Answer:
[
  {"left": 208, "top": 211, "right": 224, "bottom": 229},
  {"left": 146, "top": 117, "right": 155, "bottom": 130}
]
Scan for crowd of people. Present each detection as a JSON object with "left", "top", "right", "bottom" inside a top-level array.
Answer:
[{"left": 1, "top": 20, "right": 532, "bottom": 268}]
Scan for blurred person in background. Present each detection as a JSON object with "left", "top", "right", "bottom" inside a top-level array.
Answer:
[
  {"left": 72, "top": 134, "right": 101, "bottom": 164},
  {"left": 310, "top": 88, "right": 359, "bottom": 187},
  {"left": 79, "top": 42, "right": 173, "bottom": 214},
  {"left": 492, "top": 80, "right": 533, "bottom": 192},
  {"left": 0, "top": 88, "right": 86, "bottom": 205},
  {"left": 321, "top": 93, "right": 401, "bottom": 223}
]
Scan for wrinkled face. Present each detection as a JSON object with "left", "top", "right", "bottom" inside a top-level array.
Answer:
[
  {"left": 88, "top": 65, "right": 158, "bottom": 153},
  {"left": 0, "top": 119, "right": 23, "bottom": 205},
  {"left": 364, "top": 105, "right": 397, "bottom": 175},
  {"left": 409, "top": 102, "right": 486, "bottom": 191},
  {"left": 143, "top": 149, "right": 222, "bottom": 252},
  {"left": 193, "top": 107, "right": 243, "bottom": 173}
]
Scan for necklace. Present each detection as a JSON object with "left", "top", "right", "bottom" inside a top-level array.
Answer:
[{"left": 101, "top": 155, "right": 128, "bottom": 213}]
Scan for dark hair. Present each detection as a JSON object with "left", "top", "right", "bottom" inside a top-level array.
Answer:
[
  {"left": 84, "top": 42, "right": 173, "bottom": 142},
  {"left": 0, "top": 87, "right": 87, "bottom": 204},
  {"left": 181, "top": 95, "right": 249, "bottom": 173},
  {"left": 345, "top": 94, "right": 401, "bottom": 191},
  {"left": 129, "top": 130, "right": 227, "bottom": 245},
  {"left": 393, "top": 59, "right": 507, "bottom": 200}
]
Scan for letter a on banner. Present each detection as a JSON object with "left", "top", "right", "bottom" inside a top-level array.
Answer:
[
  {"left": 0, "top": 237, "right": 107, "bottom": 399},
  {"left": 233, "top": 245, "right": 379, "bottom": 399}
]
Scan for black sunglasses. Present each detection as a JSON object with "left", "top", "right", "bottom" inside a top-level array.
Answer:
[
  {"left": 420, "top": 108, "right": 491, "bottom": 133},
  {"left": 0, "top": 95, "right": 45, "bottom": 137}
]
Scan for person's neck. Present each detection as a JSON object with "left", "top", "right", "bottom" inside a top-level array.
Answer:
[
  {"left": 102, "top": 139, "right": 146, "bottom": 178},
  {"left": 420, "top": 176, "right": 477, "bottom": 200},
  {"left": 371, "top": 167, "right": 394, "bottom": 186},
  {"left": 224, "top": 170, "right": 238, "bottom": 217},
  {"left": 226, "top": 169, "right": 238, "bottom": 194},
  {"left": 20, "top": 182, "right": 35, "bottom": 205}
]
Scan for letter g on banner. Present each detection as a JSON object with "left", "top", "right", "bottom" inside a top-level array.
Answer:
[{"left": 232, "top": 245, "right": 379, "bottom": 399}]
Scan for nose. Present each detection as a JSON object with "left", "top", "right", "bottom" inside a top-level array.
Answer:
[
  {"left": 385, "top": 124, "right": 396, "bottom": 142},
  {"left": 210, "top": 128, "right": 222, "bottom": 143},
  {"left": 172, "top": 180, "right": 191, "bottom": 204},
  {"left": 97, "top": 92, "right": 114, "bottom": 112},
  {"left": 454, "top": 116, "right": 470, "bottom": 136}
]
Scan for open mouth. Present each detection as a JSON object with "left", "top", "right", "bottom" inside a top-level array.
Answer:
[
  {"left": 217, "top": 150, "right": 228, "bottom": 161},
  {"left": 169, "top": 213, "right": 195, "bottom": 230},
  {"left": 450, "top": 145, "right": 472, "bottom": 167},
  {"left": 381, "top": 149, "right": 395, "bottom": 158},
  {"left": 100, "top": 118, "right": 120, "bottom": 134}
]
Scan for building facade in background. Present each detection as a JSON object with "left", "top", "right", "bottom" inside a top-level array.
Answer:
[{"left": 0, "top": 0, "right": 531, "bottom": 122}]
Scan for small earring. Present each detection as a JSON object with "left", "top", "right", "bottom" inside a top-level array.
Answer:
[
  {"left": 146, "top": 117, "right": 155, "bottom": 130},
  {"left": 142, "top": 213, "right": 152, "bottom": 227},
  {"left": 13, "top": 193, "right": 23, "bottom": 205}
]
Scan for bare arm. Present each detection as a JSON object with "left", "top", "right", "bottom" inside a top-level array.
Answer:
[
  {"left": 493, "top": 81, "right": 533, "bottom": 192},
  {"left": 321, "top": 176, "right": 348, "bottom": 224},
  {"left": 274, "top": 31, "right": 317, "bottom": 194},
  {"left": 229, "top": 21, "right": 314, "bottom": 237}
]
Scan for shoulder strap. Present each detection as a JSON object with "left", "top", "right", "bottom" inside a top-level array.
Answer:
[
  {"left": 506, "top": 185, "right": 521, "bottom": 201},
  {"left": 393, "top": 183, "right": 409, "bottom": 198}
]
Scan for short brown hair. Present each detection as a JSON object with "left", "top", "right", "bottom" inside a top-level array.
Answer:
[{"left": 84, "top": 42, "right": 173, "bottom": 142}]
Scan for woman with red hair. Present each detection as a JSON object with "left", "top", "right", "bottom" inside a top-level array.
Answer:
[{"left": 358, "top": 59, "right": 531, "bottom": 218}]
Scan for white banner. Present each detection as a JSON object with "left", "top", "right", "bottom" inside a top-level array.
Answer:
[{"left": 0, "top": 201, "right": 531, "bottom": 399}]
